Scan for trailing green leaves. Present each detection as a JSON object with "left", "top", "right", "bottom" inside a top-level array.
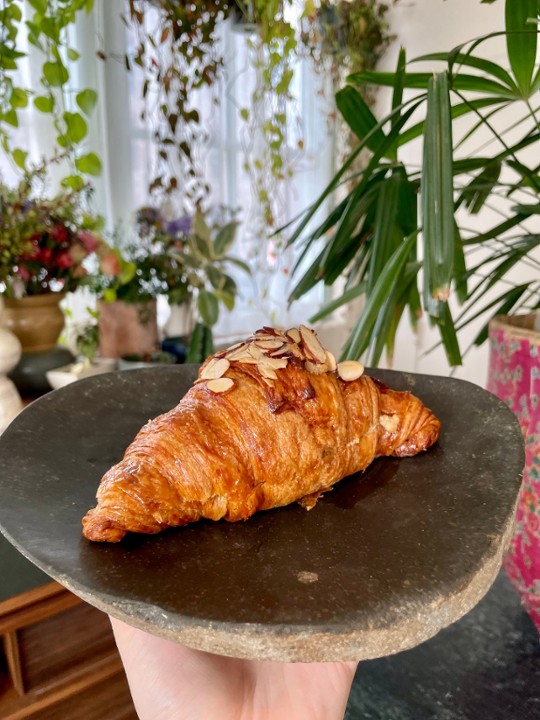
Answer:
[{"left": 1, "top": 0, "right": 102, "bottom": 185}]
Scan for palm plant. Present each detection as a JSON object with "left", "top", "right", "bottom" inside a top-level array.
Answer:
[{"left": 288, "top": 0, "right": 540, "bottom": 367}]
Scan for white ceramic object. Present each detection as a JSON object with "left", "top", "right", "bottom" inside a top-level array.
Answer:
[
  {"left": 46, "top": 359, "right": 116, "bottom": 391},
  {"left": 164, "top": 302, "right": 194, "bottom": 339},
  {"left": 0, "top": 326, "right": 23, "bottom": 434}
]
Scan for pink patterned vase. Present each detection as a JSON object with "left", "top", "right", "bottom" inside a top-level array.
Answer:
[{"left": 487, "top": 314, "right": 540, "bottom": 630}]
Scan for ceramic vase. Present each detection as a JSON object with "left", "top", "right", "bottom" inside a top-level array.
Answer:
[
  {"left": 2, "top": 293, "right": 66, "bottom": 353},
  {"left": 487, "top": 313, "right": 540, "bottom": 631},
  {"left": 0, "top": 326, "right": 23, "bottom": 434},
  {"left": 163, "top": 301, "right": 195, "bottom": 339}
]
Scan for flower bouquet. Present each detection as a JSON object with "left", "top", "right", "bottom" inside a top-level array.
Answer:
[{"left": 0, "top": 180, "right": 105, "bottom": 299}]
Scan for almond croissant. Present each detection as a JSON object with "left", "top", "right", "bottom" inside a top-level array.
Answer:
[{"left": 82, "top": 326, "right": 440, "bottom": 542}]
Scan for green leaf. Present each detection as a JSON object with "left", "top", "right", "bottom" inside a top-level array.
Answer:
[
  {"left": 506, "top": 0, "right": 538, "bottom": 96},
  {"left": 213, "top": 221, "right": 238, "bottom": 257},
  {"left": 336, "top": 86, "right": 389, "bottom": 158},
  {"left": 391, "top": 48, "right": 407, "bottom": 131},
  {"left": 34, "top": 95, "right": 54, "bottom": 112},
  {"left": 287, "top": 97, "right": 425, "bottom": 249},
  {"left": 60, "top": 174, "right": 85, "bottom": 191},
  {"left": 197, "top": 289, "right": 219, "bottom": 327},
  {"left": 67, "top": 48, "right": 80, "bottom": 62},
  {"left": 511, "top": 202, "right": 540, "bottom": 215},
  {"left": 205, "top": 265, "right": 225, "bottom": 290},
  {"left": 9, "top": 88, "right": 29, "bottom": 109},
  {"left": 456, "top": 283, "right": 529, "bottom": 338},
  {"left": 422, "top": 72, "right": 454, "bottom": 315},
  {"left": 102, "top": 288, "right": 117, "bottom": 302},
  {"left": 2, "top": 109, "right": 18, "bottom": 127},
  {"left": 12, "top": 148, "right": 28, "bottom": 169},
  {"left": 341, "top": 232, "right": 417, "bottom": 360},
  {"left": 453, "top": 222, "right": 468, "bottom": 304},
  {"left": 62, "top": 111, "right": 88, "bottom": 144},
  {"left": 214, "top": 289, "right": 235, "bottom": 311},
  {"left": 43, "top": 60, "right": 69, "bottom": 87},
  {"left": 194, "top": 211, "right": 211, "bottom": 243},
  {"left": 190, "top": 234, "right": 214, "bottom": 263},
  {"left": 75, "top": 152, "right": 102, "bottom": 175},
  {"left": 186, "top": 323, "right": 205, "bottom": 363},
  {"left": 457, "top": 161, "right": 502, "bottom": 214},
  {"left": 28, "top": 0, "right": 47, "bottom": 13},
  {"left": 435, "top": 303, "right": 462, "bottom": 366},
  {"left": 76, "top": 89, "right": 98, "bottom": 116},
  {"left": 368, "top": 173, "right": 403, "bottom": 295},
  {"left": 225, "top": 257, "right": 251, "bottom": 275},
  {"left": 398, "top": 97, "right": 508, "bottom": 148},
  {"left": 416, "top": 52, "right": 519, "bottom": 92},
  {"left": 348, "top": 70, "right": 518, "bottom": 98},
  {"left": 309, "top": 282, "right": 366, "bottom": 324}
]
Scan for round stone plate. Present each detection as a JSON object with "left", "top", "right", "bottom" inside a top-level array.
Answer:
[{"left": 0, "top": 366, "right": 524, "bottom": 662}]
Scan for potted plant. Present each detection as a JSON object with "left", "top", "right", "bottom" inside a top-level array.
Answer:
[
  {"left": 93, "top": 205, "right": 244, "bottom": 362},
  {"left": 288, "top": 0, "right": 540, "bottom": 627},
  {"left": 0, "top": 176, "right": 105, "bottom": 353}
]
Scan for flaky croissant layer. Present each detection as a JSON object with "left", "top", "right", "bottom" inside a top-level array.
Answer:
[{"left": 82, "top": 327, "right": 440, "bottom": 542}]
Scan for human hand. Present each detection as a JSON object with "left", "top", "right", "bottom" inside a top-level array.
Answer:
[{"left": 111, "top": 617, "right": 358, "bottom": 720}]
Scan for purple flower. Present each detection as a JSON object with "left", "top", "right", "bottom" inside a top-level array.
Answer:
[{"left": 166, "top": 215, "right": 192, "bottom": 237}]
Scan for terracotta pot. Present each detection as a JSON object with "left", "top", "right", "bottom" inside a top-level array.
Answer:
[
  {"left": 487, "top": 313, "right": 540, "bottom": 631},
  {"left": 97, "top": 299, "right": 158, "bottom": 359},
  {"left": 2, "top": 293, "right": 65, "bottom": 353}
]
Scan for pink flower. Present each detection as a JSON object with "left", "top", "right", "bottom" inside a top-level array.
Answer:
[
  {"left": 99, "top": 251, "right": 122, "bottom": 277},
  {"left": 77, "top": 230, "right": 100, "bottom": 253}
]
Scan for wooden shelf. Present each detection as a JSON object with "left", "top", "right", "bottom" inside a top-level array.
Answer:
[{"left": 0, "top": 580, "right": 137, "bottom": 719}]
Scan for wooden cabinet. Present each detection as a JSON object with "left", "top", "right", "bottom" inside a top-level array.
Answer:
[{"left": 0, "top": 567, "right": 137, "bottom": 719}]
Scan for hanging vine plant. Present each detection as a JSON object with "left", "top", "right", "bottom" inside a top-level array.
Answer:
[
  {"left": 126, "top": 0, "right": 232, "bottom": 208},
  {"left": 0, "top": 0, "right": 102, "bottom": 189},
  {"left": 234, "top": 0, "right": 298, "bottom": 232}
]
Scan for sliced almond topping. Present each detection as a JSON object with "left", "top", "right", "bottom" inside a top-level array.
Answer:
[
  {"left": 288, "top": 343, "right": 305, "bottom": 360},
  {"left": 257, "top": 326, "right": 280, "bottom": 337},
  {"left": 200, "top": 357, "right": 230, "bottom": 380},
  {"left": 286, "top": 327, "right": 301, "bottom": 344},
  {"left": 270, "top": 344, "right": 293, "bottom": 357},
  {"left": 225, "top": 343, "right": 249, "bottom": 360},
  {"left": 305, "top": 360, "right": 327, "bottom": 375},
  {"left": 206, "top": 377, "right": 235, "bottom": 394},
  {"left": 299, "top": 325, "right": 326, "bottom": 364},
  {"left": 259, "top": 365, "right": 278, "bottom": 380},
  {"left": 337, "top": 360, "right": 364, "bottom": 382},
  {"left": 254, "top": 338, "right": 285, "bottom": 350},
  {"left": 248, "top": 343, "right": 263, "bottom": 359},
  {"left": 224, "top": 341, "right": 243, "bottom": 353},
  {"left": 235, "top": 355, "right": 259, "bottom": 365},
  {"left": 261, "top": 356, "right": 288, "bottom": 370},
  {"left": 325, "top": 350, "right": 337, "bottom": 372}
]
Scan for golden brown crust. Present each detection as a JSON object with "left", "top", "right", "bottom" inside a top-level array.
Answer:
[{"left": 82, "top": 328, "right": 440, "bottom": 542}]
